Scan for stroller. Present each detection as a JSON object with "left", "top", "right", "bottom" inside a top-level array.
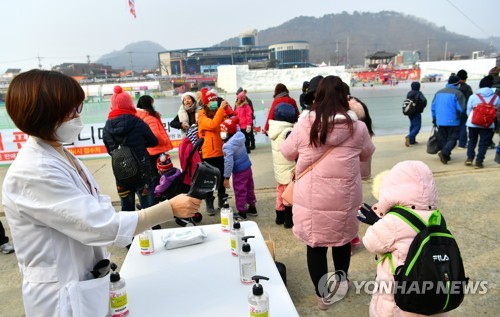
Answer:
[{"left": 155, "top": 137, "right": 205, "bottom": 227}]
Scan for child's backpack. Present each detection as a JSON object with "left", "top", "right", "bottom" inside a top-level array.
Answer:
[
  {"left": 471, "top": 94, "right": 498, "bottom": 128},
  {"left": 382, "top": 206, "right": 468, "bottom": 315},
  {"left": 402, "top": 98, "right": 417, "bottom": 116}
]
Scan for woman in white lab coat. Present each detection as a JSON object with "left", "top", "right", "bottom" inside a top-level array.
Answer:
[{"left": 2, "top": 69, "right": 201, "bottom": 317}]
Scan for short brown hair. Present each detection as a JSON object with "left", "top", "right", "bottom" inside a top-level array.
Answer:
[{"left": 6, "top": 69, "right": 85, "bottom": 142}]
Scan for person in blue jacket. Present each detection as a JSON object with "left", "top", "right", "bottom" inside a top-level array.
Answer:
[
  {"left": 220, "top": 117, "right": 257, "bottom": 219},
  {"left": 431, "top": 75, "right": 466, "bottom": 164}
]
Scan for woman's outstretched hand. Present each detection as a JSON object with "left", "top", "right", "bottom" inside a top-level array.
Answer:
[{"left": 170, "top": 194, "right": 202, "bottom": 218}]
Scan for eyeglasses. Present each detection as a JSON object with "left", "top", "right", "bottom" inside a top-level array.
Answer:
[{"left": 69, "top": 103, "right": 84, "bottom": 118}]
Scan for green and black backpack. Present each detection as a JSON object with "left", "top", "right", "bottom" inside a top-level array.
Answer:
[{"left": 380, "top": 206, "right": 468, "bottom": 315}]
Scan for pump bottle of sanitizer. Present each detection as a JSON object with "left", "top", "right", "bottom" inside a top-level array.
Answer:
[
  {"left": 248, "top": 275, "right": 270, "bottom": 317},
  {"left": 109, "top": 262, "right": 129, "bottom": 317},
  {"left": 239, "top": 236, "right": 256, "bottom": 284}
]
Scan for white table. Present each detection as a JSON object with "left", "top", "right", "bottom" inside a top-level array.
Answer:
[{"left": 120, "top": 221, "right": 299, "bottom": 316}]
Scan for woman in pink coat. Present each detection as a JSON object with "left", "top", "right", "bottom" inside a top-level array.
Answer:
[
  {"left": 362, "top": 161, "right": 445, "bottom": 317},
  {"left": 280, "top": 75, "right": 375, "bottom": 310}
]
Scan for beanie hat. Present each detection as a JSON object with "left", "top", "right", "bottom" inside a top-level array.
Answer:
[
  {"left": 236, "top": 87, "right": 244, "bottom": 95},
  {"left": 304, "top": 75, "right": 324, "bottom": 105},
  {"left": 157, "top": 153, "right": 174, "bottom": 173},
  {"left": 181, "top": 92, "right": 196, "bottom": 103},
  {"left": 479, "top": 75, "right": 494, "bottom": 88},
  {"left": 220, "top": 117, "right": 239, "bottom": 135},
  {"left": 111, "top": 86, "right": 135, "bottom": 111},
  {"left": 448, "top": 75, "right": 460, "bottom": 86},
  {"left": 457, "top": 69, "right": 468, "bottom": 81},
  {"left": 186, "top": 124, "right": 199, "bottom": 144},
  {"left": 273, "top": 102, "right": 297, "bottom": 123},
  {"left": 411, "top": 81, "right": 421, "bottom": 91},
  {"left": 237, "top": 91, "right": 246, "bottom": 102},
  {"left": 201, "top": 87, "right": 218, "bottom": 105}
]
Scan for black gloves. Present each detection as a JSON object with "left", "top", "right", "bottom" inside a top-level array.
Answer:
[{"left": 357, "top": 203, "right": 380, "bottom": 225}]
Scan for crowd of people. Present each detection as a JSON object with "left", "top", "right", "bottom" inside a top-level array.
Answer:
[
  {"left": 1, "top": 66, "right": 498, "bottom": 316},
  {"left": 405, "top": 67, "right": 500, "bottom": 169}
]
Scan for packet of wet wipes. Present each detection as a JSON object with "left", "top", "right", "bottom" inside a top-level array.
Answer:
[{"left": 162, "top": 227, "right": 208, "bottom": 250}]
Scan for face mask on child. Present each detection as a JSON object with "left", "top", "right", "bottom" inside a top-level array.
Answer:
[
  {"left": 208, "top": 101, "right": 218, "bottom": 110},
  {"left": 220, "top": 132, "right": 228, "bottom": 140}
]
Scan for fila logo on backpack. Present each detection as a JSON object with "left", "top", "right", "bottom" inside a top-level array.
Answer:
[
  {"left": 471, "top": 94, "right": 498, "bottom": 128},
  {"left": 379, "top": 206, "right": 468, "bottom": 315}
]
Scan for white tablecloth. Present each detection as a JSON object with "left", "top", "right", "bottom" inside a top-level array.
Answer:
[{"left": 119, "top": 221, "right": 298, "bottom": 316}]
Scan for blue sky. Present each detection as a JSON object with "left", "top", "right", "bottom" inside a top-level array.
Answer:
[{"left": 0, "top": 0, "right": 497, "bottom": 73}]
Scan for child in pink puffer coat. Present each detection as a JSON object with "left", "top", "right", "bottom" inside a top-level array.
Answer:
[{"left": 361, "top": 161, "right": 446, "bottom": 317}]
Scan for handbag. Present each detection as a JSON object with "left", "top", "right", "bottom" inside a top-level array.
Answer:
[
  {"left": 426, "top": 125, "right": 442, "bottom": 155},
  {"left": 281, "top": 146, "right": 335, "bottom": 205}
]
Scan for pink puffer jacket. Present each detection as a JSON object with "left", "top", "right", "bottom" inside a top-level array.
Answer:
[
  {"left": 363, "top": 161, "right": 446, "bottom": 317},
  {"left": 280, "top": 111, "right": 375, "bottom": 247}
]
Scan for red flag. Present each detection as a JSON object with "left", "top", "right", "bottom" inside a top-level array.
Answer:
[{"left": 128, "top": 0, "right": 136, "bottom": 18}]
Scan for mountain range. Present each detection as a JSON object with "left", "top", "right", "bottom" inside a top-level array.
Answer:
[{"left": 96, "top": 11, "right": 498, "bottom": 72}]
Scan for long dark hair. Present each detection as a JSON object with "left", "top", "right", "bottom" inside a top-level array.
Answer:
[
  {"left": 137, "top": 95, "right": 159, "bottom": 117},
  {"left": 309, "top": 75, "right": 353, "bottom": 147}
]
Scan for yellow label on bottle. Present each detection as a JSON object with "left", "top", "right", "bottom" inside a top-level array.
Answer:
[
  {"left": 139, "top": 238, "right": 150, "bottom": 248},
  {"left": 110, "top": 293, "right": 128, "bottom": 309},
  {"left": 230, "top": 239, "right": 236, "bottom": 249},
  {"left": 250, "top": 306, "right": 268, "bottom": 317},
  {"left": 221, "top": 217, "right": 228, "bottom": 226}
]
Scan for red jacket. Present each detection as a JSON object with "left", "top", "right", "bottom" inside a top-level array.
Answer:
[{"left": 264, "top": 96, "right": 300, "bottom": 133}]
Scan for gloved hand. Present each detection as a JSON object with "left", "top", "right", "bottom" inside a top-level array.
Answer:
[
  {"left": 357, "top": 203, "right": 380, "bottom": 225},
  {"left": 245, "top": 126, "right": 252, "bottom": 133}
]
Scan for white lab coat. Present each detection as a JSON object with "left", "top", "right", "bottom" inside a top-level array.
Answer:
[{"left": 2, "top": 137, "right": 138, "bottom": 317}]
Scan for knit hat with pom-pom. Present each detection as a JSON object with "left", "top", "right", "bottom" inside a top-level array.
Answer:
[
  {"left": 201, "top": 87, "right": 218, "bottom": 105},
  {"left": 157, "top": 153, "right": 174, "bottom": 174},
  {"left": 220, "top": 117, "right": 239, "bottom": 135},
  {"left": 237, "top": 91, "right": 246, "bottom": 102},
  {"left": 111, "top": 85, "right": 135, "bottom": 111}
]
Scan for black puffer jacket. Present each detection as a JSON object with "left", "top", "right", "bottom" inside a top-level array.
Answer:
[{"left": 103, "top": 114, "right": 158, "bottom": 162}]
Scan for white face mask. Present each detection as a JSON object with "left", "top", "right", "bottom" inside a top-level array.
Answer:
[
  {"left": 220, "top": 132, "right": 227, "bottom": 140},
  {"left": 55, "top": 117, "right": 84, "bottom": 144}
]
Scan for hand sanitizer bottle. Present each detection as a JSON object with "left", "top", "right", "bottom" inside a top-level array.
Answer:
[
  {"left": 230, "top": 216, "right": 245, "bottom": 256},
  {"left": 139, "top": 228, "right": 154, "bottom": 255},
  {"left": 109, "top": 263, "right": 129, "bottom": 317},
  {"left": 248, "top": 275, "right": 270, "bottom": 317},
  {"left": 220, "top": 198, "right": 233, "bottom": 232},
  {"left": 239, "top": 236, "right": 256, "bottom": 284}
]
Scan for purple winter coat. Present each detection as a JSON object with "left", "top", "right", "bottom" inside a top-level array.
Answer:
[{"left": 280, "top": 111, "right": 375, "bottom": 247}]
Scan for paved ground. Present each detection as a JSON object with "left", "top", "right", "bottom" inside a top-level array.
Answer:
[{"left": 0, "top": 133, "right": 499, "bottom": 316}]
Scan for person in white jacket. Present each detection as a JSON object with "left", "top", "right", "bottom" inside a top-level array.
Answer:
[
  {"left": 2, "top": 69, "right": 201, "bottom": 317},
  {"left": 464, "top": 75, "right": 500, "bottom": 168}
]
